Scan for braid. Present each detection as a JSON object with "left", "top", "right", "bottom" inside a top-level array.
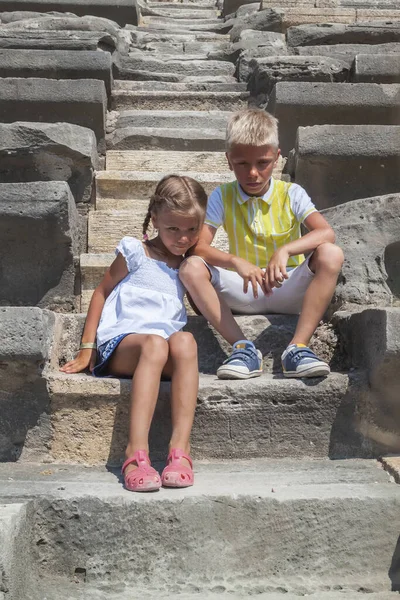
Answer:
[{"left": 142, "top": 209, "right": 151, "bottom": 240}]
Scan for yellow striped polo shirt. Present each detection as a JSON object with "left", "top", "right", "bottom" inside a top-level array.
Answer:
[{"left": 205, "top": 178, "right": 317, "bottom": 269}]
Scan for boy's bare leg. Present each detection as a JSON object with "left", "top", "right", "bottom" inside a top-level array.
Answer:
[
  {"left": 180, "top": 257, "right": 245, "bottom": 345},
  {"left": 290, "top": 243, "right": 344, "bottom": 346},
  {"left": 163, "top": 332, "right": 199, "bottom": 469},
  {"left": 108, "top": 333, "right": 169, "bottom": 474}
]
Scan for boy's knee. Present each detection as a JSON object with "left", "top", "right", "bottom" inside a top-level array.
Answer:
[
  {"left": 169, "top": 332, "right": 197, "bottom": 360},
  {"left": 179, "top": 257, "right": 210, "bottom": 285},
  {"left": 314, "top": 243, "right": 344, "bottom": 272}
]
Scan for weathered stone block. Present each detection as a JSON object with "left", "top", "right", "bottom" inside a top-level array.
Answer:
[
  {"left": 286, "top": 22, "right": 400, "bottom": 47},
  {"left": 229, "top": 8, "right": 283, "bottom": 42},
  {"left": 1, "top": 14, "right": 120, "bottom": 35},
  {"left": 294, "top": 41, "right": 400, "bottom": 63},
  {"left": 222, "top": 0, "right": 260, "bottom": 17},
  {"left": 246, "top": 55, "right": 349, "bottom": 94},
  {"left": 0, "top": 78, "right": 107, "bottom": 146},
  {"left": 0, "top": 49, "right": 113, "bottom": 96},
  {"left": 0, "top": 29, "right": 118, "bottom": 52},
  {"left": 334, "top": 308, "right": 400, "bottom": 452},
  {"left": 268, "top": 81, "right": 400, "bottom": 155},
  {"left": 352, "top": 53, "right": 400, "bottom": 83},
  {"left": 0, "top": 306, "right": 55, "bottom": 460},
  {"left": 0, "top": 504, "right": 32, "bottom": 600},
  {"left": 0, "top": 0, "right": 139, "bottom": 26},
  {"left": 0, "top": 121, "right": 98, "bottom": 205},
  {"left": 0, "top": 182, "right": 79, "bottom": 310},
  {"left": 292, "top": 125, "right": 400, "bottom": 208}
]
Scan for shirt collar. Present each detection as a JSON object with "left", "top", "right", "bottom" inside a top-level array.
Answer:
[{"left": 236, "top": 178, "right": 275, "bottom": 205}]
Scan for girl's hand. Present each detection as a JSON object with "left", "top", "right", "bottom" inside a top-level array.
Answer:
[
  {"left": 264, "top": 248, "right": 290, "bottom": 290},
  {"left": 231, "top": 256, "right": 270, "bottom": 298},
  {"left": 59, "top": 348, "right": 97, "bottom": 374}
]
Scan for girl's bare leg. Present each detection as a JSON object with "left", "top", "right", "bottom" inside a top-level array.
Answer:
[
  {"left": 163, "top": 332, "right": 199, "bottom": 468},
  {"left": 107, "top": 333, "right": 169, "bottom": 474}
]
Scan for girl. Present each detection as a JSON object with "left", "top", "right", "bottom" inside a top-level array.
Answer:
[{"left": 60, "top": 175, "right": 208, "bottom": 492}]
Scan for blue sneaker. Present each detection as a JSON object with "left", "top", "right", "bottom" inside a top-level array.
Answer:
[
  {"left": 217, "top": 340, "right": 263, "bottom": 380},
  {"left": 281, "top": 344, "right": 330, "bottom": 378}
]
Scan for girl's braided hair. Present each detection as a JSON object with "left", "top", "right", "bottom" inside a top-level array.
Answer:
[{"left": 142, "top": 174, "right": 208, "bottom": 239}]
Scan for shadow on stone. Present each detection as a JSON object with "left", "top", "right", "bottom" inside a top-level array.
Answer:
[{"left": 389, "top": 534, "right": 400, "bottom": 592}]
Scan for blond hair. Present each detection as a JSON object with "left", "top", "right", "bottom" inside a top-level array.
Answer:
[
  {"left": 142, "top": 175, "right": 208, "bottom": 238},
  {"left": 226, "top": 108, "right": 279, "bottom": 151}
]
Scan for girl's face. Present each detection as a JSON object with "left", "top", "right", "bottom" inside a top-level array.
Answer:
[{"left": 152, "top": 207, "right": 202, "bottom": 255}]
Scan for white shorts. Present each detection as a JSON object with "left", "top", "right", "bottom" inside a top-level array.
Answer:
[{"left": 190, "top": 256, "right": 314, "bottom": 315}]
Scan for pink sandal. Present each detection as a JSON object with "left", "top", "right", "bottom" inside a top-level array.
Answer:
[
  {"left": 161, "top": 448, "right": 194, "bottom": 488},
  {"left": 122, "top": 450, "right": 161, "bottom": 492}
]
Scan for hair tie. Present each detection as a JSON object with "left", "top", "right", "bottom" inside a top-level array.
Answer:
[{"left": 143, "top": 233, "right": 149, "bottom": 241}]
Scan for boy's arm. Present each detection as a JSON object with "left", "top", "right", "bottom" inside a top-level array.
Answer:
[
  {"left": 265, "top": 212, "right": 335, "bottom": 286},
  {"left": 190, "top": 224, "right": 270, "bottom": 298}
]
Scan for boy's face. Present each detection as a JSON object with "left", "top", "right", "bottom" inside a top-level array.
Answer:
[{"left": 226, "top": 144, "right": 280, "bottom": 197}]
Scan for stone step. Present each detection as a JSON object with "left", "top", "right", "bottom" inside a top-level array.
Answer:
[
  {"left": 0, "top": 0, "right": 139, "bottom": 26},
  {"left": 113, "top": 79, "right": 247, "bottom": 91},
  {"left": 0, "top": 48, "right": 112, "bottom": 96},
  {"left": 286, "top": 22, "right": 400, "bottom": 47},
  {"left": 352, "top": 53, "right": 400, "bottom": 83},
  {"left": 142, "top": 15, "right": 223, "bottom": 25},
  {"left": 1, "top": 461, "right": 398, "bottom": 596},
  {"left": 111, "top": 89, "right": 248, "bottom": 111},
  {"left": 140, "top": 20, "right": 229, "bottom": 33},
  {"left": 292, "top": 124, "right": 400, "bottom": 208},
  {"left": 45, "top": 370, "right": 353, "bottom": 463},
  {"left": 0, "top": 30, "right": 118, "bottom": 52},
  {"left": 95, "top": 170, "right": 233, "bottom": 207},
  {"left": 105, "top": 149, "right": 230, "bottom": 172},
  {"left": 267, "top": 81, "right": 400, "bottom": 155},
  {"left": 116, "top": 56, "right": 235, "bottom": 77},
  {"left": 110, "top": 109, "right": 230, "bottom": 131},
  {"left": 294, "top": 42, "right": 400, "bottom": 61},
  {"left": 0, "top": 77, "right": 107, "bottom": 146},
  {"left": 129, "top": 27, "right": 229, "bottom": 42},
  {"left": 143, "top": 6, "right": 219, "bottom": 18},
  {"left": 106, "top": 126, "right": 228, "bottom": 151},
  {"left": 148, "top": 2, "right": 218, "bottom": 9}
]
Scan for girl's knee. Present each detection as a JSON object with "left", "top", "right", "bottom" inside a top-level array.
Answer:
[
  {"left": 179, "top": 257, "right": 210, "bottom": 285},
  {"left": 142, "top": 334, "right": 169, "bottom": 361},
  {"left": 169, "top": 332, "right": 198, "bottom": 360},
  {"left": 314, "top": 243, "right": 344, "bottom": 272}
]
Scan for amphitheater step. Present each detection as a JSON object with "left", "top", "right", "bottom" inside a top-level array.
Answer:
[
  {"left": 95, "top": 170, "right": 234, "bottom": 206},
  {"left": 1, "top": 460, "right": 398, "bottom": 597},
  {"left": 268, "top": 81, "right": 400, "bottom": 155},
  {"left": 112, "top": 80, "right": 246, "bottom": 92},
  {"left": 112, "top": 87, "right": 247, "bottom": 111},
  {"left": 0, "top": 30, "right": 118, "bottom": 52},
  {"left": 116, "top": 56, "right": 235, "bottom": 77},
  {"left": 352, "top": 53, "right": 400, "bottom": 83},
  {"left": 109, "top": 109, "right": 231, "bottom": 131},
  {"left": 45, "top": 370, "right": 354, "bottom": 463},
  {"left": 292, "top": 124, "right": 400, "bottom": 208},
  {"left": 105, "top": 149, "right": 230, "bottom": 172},
  {"left": 106, "top": 126, "right": 228, "bottom": 151}
]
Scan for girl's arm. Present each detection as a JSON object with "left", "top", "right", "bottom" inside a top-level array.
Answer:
[{"left": 60, "top": 253, "right": 129, "bottom": 374}]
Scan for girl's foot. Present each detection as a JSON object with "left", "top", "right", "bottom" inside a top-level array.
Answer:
[
  {"left": 162, "top": 448, "right": 194, "bottom": 488},
  {"left": 122, "top": 450, "right": 161, "bottom": 492}
]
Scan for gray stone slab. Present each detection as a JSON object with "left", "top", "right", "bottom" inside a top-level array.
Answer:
[
  {"left": 293, "top": 125, "right": 400, "bottom": 208},
  {"left": 113, "top": 80, "right": 246, "bottom": 92},
  {"left": 246, "top": 54, "right": 349, "bottom": 93},
  {"left": 117, "top": 54, "right": 235, "bottom": 76},
  {"left": 114, "top": 109, "right": 230, "bottom": 131},
  {"left": 1, "top": 14, "right": 120, "bottom": 35},
  {"left": 222, "top": 0, "right": 259, "bottom": 17},
  {"left": 334, "top": 307, "right": 400, "bottom": 453},
  {"left": 287, "top": 22, "right": 400, "bottom": 47},
  {"left": 0, "top": 181, "right": 79, "bottom": 310},
  {"left": 0, "top": 48, "right": 112, "bottom": 96},
  {"left": 0, "top": 121, "right": 98, "bottom": 205},
  {"left": 107, "top": 126, "right": 226, "bottom": 151},
  {"left": 0, "top": 306, "right": 55, "bottom": 461},
  {"left": 268, "top": 81, "right": 400, "bottom": 155},
  {"left": 0, "top": 77, "right": 107, "bottom": 146},
  {"left": 0, "top": 0, "right": 139, "bottom": 26},
  {"left": 352, "top": 53, "right": 400, "bottom": 83},
  {"left": 0, "top": 460, "right": 398, "bottom": 596},
  {"left": 0, "top": 29, "right": 117, "bottom": 52},
  {"left": 295, "top": 42, "right": 400, "bottom": 61},
  {"left": 229, "top": 8, "right": 283, "bottom": 42},
  {"left": 0, "top": 503, "right": 32, "bottom": 600},
  {"left": 111, "top": 89, "right": 247, "bottom": 112}
]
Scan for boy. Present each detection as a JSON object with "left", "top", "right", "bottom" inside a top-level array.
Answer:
[{"left": 180, "top": 108, "right": 344, "bottom": 379}]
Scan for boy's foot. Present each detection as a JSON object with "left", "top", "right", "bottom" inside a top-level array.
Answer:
[
  {"left": 217, "top": 340, "right": 263, "bottom": 380},
  {"left": 281, "top": 344, "right": 330, "bottom": 378}
]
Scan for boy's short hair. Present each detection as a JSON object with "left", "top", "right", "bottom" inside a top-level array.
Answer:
[{"left": 226, "top": 108, "right": 279, "bottom": 151}]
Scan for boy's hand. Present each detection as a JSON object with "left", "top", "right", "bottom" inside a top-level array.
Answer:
[
  {"left": 264, "top": 248, "right": 290, "bottom": 289},
  {"left": 231, "top": 256, "right": 271, "bottom": 298},
  {"left": 60, "top": 348, "right": 97, "bottom": 374}
]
